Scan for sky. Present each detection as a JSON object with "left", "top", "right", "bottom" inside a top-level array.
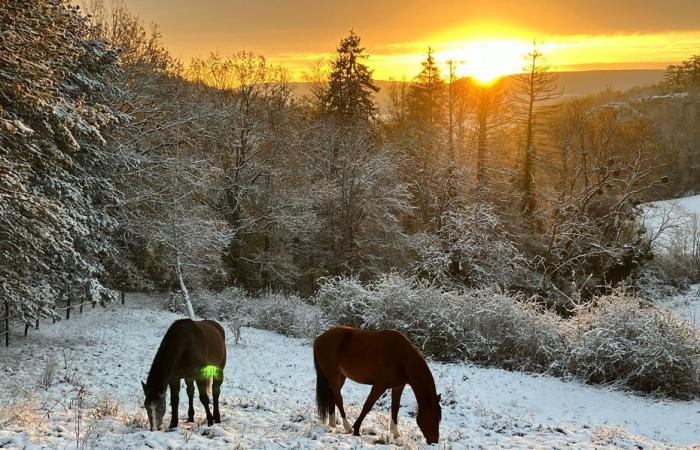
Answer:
[{"left": 120, "top": 0, "right": 700, "bottom": 81}]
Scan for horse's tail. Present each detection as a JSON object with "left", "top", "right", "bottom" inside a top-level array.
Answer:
[{"left": 314, "top": 354, "right": 334, "bottom": 422}]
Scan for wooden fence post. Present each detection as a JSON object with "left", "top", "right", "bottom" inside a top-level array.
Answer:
[
  {"left": 24, "top": 323, "right": 30, "bottom": 337},
  {"left": 53, "top": 304, "right": 56, "bottom": 324},
  {"left": 66, "top": 298, "right": 71, "bottom": 320},
  {"left": 80, "top": 301, "right": 84, "bottom": 314},
  {"left": 35, "top": 319, "right": 39, "bottom": 330},
  {"left": 121, "top": 291, "right": 125, "bottom": 305},
  {"left": 4, "top": 301, "right": 9, "bottom": 347}
]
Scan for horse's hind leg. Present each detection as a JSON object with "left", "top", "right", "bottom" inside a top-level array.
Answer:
[
  {"left": 212, "top": 370, "right": 223, "bottom": 423},
  {"left": 168, "top": 380, "right": 180, "bottom": 429},
  {"left": 352, "top": 384, "right": 385, "bottom": 436},
  {"left": 390, "top": 384, "right": 405, "bottom": 438},
  {"left": 185, "top": 379, "right": 195, "bottom": 422},
  {"left": 330, "top": 375, "right": 352, "bottom": 433},
  {"left": 327, "top": 375, "right": 346, "bottom": 428},
  {"left": 195, "top": 378, "right": 214, "bottom": 426}
]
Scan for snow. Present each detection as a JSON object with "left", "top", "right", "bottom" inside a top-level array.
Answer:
[
  {"left": 659, "top": 284, "right": 700, "bottom": 331},
  {"left": 643, "top": 194, "right": 700, "bottom": 251},
  {"left": 1, "top": 295, "right": 700, "bottom": 449}
]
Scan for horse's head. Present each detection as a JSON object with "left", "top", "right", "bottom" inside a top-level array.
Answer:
[
  {"left": 142, "top": 381, "right": 166, "bottom": 431},
  {"left": 417, "top": 393, "right": 441, "bottom": 444}
]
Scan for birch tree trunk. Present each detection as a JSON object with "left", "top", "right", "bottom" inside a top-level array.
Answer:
[{"left": 176, "top": 254, "right": 195, "bottom": 319}]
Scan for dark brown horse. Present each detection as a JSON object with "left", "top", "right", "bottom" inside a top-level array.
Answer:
[
  {"left": 142, "top": 319, "right": 226, "bottom": 431},
  {"left": 314, "top": 326, "right": 442, "bottom": 444}
]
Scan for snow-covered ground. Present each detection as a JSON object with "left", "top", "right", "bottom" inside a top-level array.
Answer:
[
  {"left": 1, "top": 295, "right": 700, "bottom": 449},
  {"left": 659, "top": 284, "right": 700, "bottom": 331},
  {"left": 643, "top": 194, "right": 700, "bottom": 251}
]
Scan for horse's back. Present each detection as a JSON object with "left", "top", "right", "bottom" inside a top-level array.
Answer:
[
  {"left": 315, "top": 326, "right": 409, "bottom": 349},
  {"left": 314, "top": 326, "right": 415, "bottom": 386},
  {"left": 166, "top": 318, "right": 227, "bottom": 370}
]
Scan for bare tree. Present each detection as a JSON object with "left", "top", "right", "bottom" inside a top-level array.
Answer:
[{"left": 511, "top": 44, "right": 561, "bottom": 217}]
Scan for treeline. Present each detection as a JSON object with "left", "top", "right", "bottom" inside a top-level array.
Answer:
[{"left": 2, "top": 0, "right": 696, "bottom": 322}]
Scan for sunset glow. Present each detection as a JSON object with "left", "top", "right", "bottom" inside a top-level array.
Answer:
[
  {"left": 114, "top": 1, "right": 700, "bottom": 81},
  {"left": 435, "top": 39, "right": 533, "bottom": 84}
]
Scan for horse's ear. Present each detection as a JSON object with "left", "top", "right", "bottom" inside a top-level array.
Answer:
[{"left": 142, "top": 381, "right": 147, "bottom": 394}]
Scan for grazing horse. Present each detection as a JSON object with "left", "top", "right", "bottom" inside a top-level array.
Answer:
[
  {"left": 314, "top": 326, "right": 442, "bottom": 444},
  {"left": 142, "top": 319, "right": 226, "bottom": 431}
]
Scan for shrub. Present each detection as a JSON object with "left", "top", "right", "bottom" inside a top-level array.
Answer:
[
  {"left": 410, "top": 205, "right": 527, "bottom": 289},
  {"left": 316, "top": 275, "right": 700, "bottom": 398},
  {"left": 254, "top": 291, "right": 326, "bottom": 339},
  {"left": 195, "top": 288, "right": 325, "bottom": 340},
  {"left": 314, "top": 276, "right": 373, "bottom": 328},
  {"left": 567, "top": 291, "right": 700, "bottom": 398},
  {"left": 315, "top": 274, "right": 569, "bottom": 368},
  {"left": 459, "top": 290, "right": 569, "bottom": 372},
  {"left": 361, "top": 275, "right": 467, "bottom": 361}
]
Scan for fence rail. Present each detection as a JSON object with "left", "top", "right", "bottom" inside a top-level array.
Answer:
[{"left": 1, "top": 293, "right": 126, "bottom": 347}]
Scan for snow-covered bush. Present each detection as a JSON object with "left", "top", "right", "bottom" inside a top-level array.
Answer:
[
  {"left": 254, "top": 291, "right": 326, "bottom": 339},
  {"left": 195, "top": 288, "right": 325, "bottom": 339},
  {"left": 315, "top": 275, "right": 700, "bottom": 397},
  {"left": 314, "top": 276, "right": 373, "bottom": 328},
  {"left": 567, "top": 291, "right": 700, "bottom": 398},
  {"left": 410, "top": 204, "right": 527, "bottom": 289},
  {"left": 315, "top": 274, "right": 569, "bottom": 367},
  {"left": 361, "top": 275, "right": 467, "bottom": 360},
  {"left": 459, "top": 289, "right": 569, "bottom": 372}
]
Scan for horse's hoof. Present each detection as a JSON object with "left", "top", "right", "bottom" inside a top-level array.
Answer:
[
  {"left": 353, "top": 430, "right": 361, "bottom": 436},
  {"left": 214, "top": 418, "right": 222, "bottom": 424}
]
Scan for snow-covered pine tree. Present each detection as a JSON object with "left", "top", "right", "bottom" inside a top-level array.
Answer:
[{"left": 0, "top": 0, "right": 124, "bottom": 321}]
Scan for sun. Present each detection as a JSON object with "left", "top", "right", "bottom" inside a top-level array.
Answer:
[{"left": 436, "top": 39, "right": 532, "bottom": 84}]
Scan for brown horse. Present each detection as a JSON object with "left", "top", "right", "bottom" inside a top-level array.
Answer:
[
  {"left": 142, "top": 319, "right": 226, "bottom": 431},
  {"left": 313, "top": 326, "right": 442, "bottom": 444}
]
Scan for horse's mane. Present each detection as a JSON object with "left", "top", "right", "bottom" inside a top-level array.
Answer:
[{"left": 146, "top": 319, "right": 189, "bottom": 388}]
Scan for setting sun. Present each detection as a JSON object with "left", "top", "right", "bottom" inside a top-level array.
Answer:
[{"left": 436, "top": 39, "right": 532, "bottom": 84}]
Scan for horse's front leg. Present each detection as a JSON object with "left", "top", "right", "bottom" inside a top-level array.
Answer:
[
  {"left": 185, "top": 379, "right": 195, "bottom": 422},
  {"left": 168, "top": 380, "right": 180, "bottom": 429},
  {"left": 196, "top": 378, "right": 214, "bottom": 426},
  {"left": 352, "top": 385, "right": 385, "bottom": 436}
]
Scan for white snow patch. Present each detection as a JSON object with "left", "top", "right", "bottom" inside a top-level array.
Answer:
[{"left": 643, "top": 194, "right": 700, "bottom": 252}]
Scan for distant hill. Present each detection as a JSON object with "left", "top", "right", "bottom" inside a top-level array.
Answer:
[
  {"left": 289, "top": 69, "right": 666, "bottom": 109},
  {"left": 551, "top": 70, "right": 665, "bottom": 98}
]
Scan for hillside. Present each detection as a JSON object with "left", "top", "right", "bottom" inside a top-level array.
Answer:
[{"left": 0, "top": 295, "right": 699, "bottom": 449}]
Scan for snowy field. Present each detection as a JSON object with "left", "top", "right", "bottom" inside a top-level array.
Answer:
[{"left": 1, "top": 295, "right": 700, "bottom": 449}]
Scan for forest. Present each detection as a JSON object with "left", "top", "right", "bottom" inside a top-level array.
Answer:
[{"left": 2, "top": 0, "right": 700, "bottom": 400}]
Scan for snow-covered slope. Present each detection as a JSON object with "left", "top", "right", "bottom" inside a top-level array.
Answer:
[
  {"left": 644, "top": 194, "right": 700, "bottom": 251},
  {"left": 1, "top": 295, "right": 699, "bottom": 449}
]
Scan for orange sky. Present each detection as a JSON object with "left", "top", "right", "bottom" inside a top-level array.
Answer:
[{"left": 119, "top": 0, "right": 700, "bottom": 80}]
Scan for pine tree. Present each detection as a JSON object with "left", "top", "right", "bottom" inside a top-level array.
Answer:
[
  {"left": 1, "top": 0, "right": 124, "bottom": 319},
  {"left": 409, "top": 48, "right": 446, "bottom": 126},
  {"left": 322, "top": 31, "right": 379, "bottom": 122}
]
